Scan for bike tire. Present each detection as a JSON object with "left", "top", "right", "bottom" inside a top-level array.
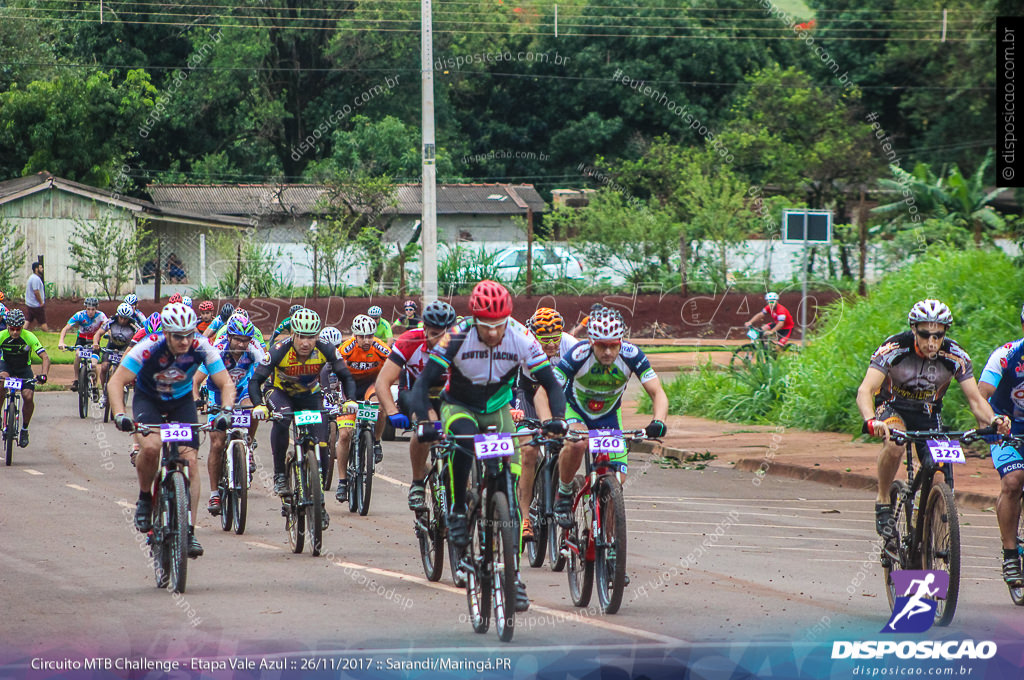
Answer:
[
  {"left": 78, "top": 362, "right": 89, "bottom": 419},
  {"left": 167, "top": 470, "right": 189, "bottom": 594},
  {"left": 306, "top": 446, "right": 324, "bottom": 556},
  {"left": 232, "top": 442, "right": 248, "bottom": 535},
  {"left": 151, "top": 482, "right": 170, "bottom": 589},
  {"left": 465, "top": 499, "right": 490, "bottom": 634},
  {"left": 567, "top": 474, "right": 594, "bottom": 607},
  {"left": 219, "top": 459, "right": 233, "bottom": 532},
  {"left": 526, "top": 464, "right": 548, "bottom": 568},
  {"left": 548, "top": 464, "right": 567, "bottom": 571},
  {"left": 882, "top": 480, "right": 909, "bottom": 611},
  {"left": 358, "top": 428, "right": 374, "bottom": 516},
  {"left": 287, "top": 458, "right": 305, "bottom": 554},
  {"left": 4, "top": 396, "right": 16, "bottom": 466},
  {"left": 730, "top": 344, "right": 756, "bottom": 370},
  {"left": 490, "top": 490, "right": 518, "bottom": 642},
  {"left": 102, "top": 380, "right": 111, "bottom": 423},
  {"left": 418, "top": 471, "right": 445, "bottom": 581},
  {"left": 595, "top": 475, "right": 628, "bottom": 614},
  {"left": 347, "top": 433, "right": 360, "bottom": 513},
  {"left": 924, "top": 482, "right": 960, "bottom": 626},
  {"left": 1011, "top": 497, "right": 1024, "bottom": 606}
]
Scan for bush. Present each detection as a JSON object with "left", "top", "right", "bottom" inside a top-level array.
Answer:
[{"left": 661, "top": 248, "right": 1024, "bottom": 433}]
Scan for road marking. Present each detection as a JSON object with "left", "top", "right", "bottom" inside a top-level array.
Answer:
[
  {"left": 631, "top": 531, "right": 874, "bottom": 543},
  {"left": 629, "top": 507, "right": 873, "bottom": 522},
  {"left": 329, "top": 559, "right": 687, "bottom": 645},
  {"left": 66, "top": 483, "right": 89, "bottom": 491},
  {"left": 116, "top": 500, "right": 134, "bottom": 510},
  {"left": 23, "top": 469, "right": 43, "bottom": 476},
  {"left": 629, "top": 518, "right": 869, "bottom": 533},
  {"left": 374, "top": 473, "right": 406, "bottom": 488},
  {"left": 246, "top": 541, "right": 283, "bottom": 551}
]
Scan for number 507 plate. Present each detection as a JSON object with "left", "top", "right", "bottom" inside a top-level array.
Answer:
[{"left": 927, "top": 439, "right": 966, "bottom": 464}]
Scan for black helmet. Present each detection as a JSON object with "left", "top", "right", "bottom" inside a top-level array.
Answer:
[
  {"left": 289, "top": 304, "right": 303, "bottom": 315},
  {"left": 422, "top": 300, "right": 457, "bottom": 329},
  {"left": 219, "top": 302, "right": 235, "bottom": 321}
]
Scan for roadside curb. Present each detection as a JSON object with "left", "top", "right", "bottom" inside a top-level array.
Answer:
[{"left": 634, "top": 441, "right": 999, "bottom": 511}]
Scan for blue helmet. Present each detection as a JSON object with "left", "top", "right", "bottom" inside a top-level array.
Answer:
[{"left": 225, "top": 317, "right": 255, "bottom": 338}]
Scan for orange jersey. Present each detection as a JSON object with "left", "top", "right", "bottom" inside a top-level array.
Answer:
[{"left": 339, "top": 336, "right": 390, "bottom": 383}]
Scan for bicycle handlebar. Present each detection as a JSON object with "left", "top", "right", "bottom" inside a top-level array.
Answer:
[{"left": 889, "top": 424, "right": 998, "bottom": 445}]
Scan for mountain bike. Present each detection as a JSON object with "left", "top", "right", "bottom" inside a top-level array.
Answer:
[
  {"left": 209, "top": 406, "right": 253, "bottom": 535},
  {"left": 272, "top": 409, "right": 330, "bottom": 556},
  {"left": 71, "top": 345, "right": 98, "bottom": 418},
  {"left": 415, "top": 429, "right": 474, "bottom": 588},
  {"left": 558, "top": 428, "right": 653, "bottom": 614},
  {"left": 2, "top": 377, "right": 35, "bottom": 466},
  {"left": 134, "top": 421, "right": 204, "bottom": 594},
  {"left": 880, "top": 425, "right": 995, "bottom": 627},
  {"left": 346, "top": 399, "right": 379, "bottom": 517},
  {"left": 100, "top": 348, "right": 131, "bottom": 423},
  {"left": 521, "top": 418, "right": 566, "bottom": 571},
  {"left": 730, "top": 327, "right": 795, "bottom": 370}
]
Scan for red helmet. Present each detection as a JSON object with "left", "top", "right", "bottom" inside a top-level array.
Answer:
[
  {"left": 168, "top": 293, "right": 183, "bottom": 303},
  {"left": 198, "top": 300, "right": 214, "bottom": 312},
  {"left": 469, "top": 279, "right": 512, "bottom": 319}
]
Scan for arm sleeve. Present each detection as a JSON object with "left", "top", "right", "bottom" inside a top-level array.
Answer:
[
  {"left": 533, "top": 365, "right": 566, "bottom": 419},
  {"left": 980, "top": 345, "right": 1010, "bottom": 388},
  {"left": 410, "top": 358, "right": 444, "bottom": 421},
  {"left": 326, "top": 344, "right": 356, "bottom": 398},
  {"left": 248, "top": 365, "right": 269, "bottom": 406}
]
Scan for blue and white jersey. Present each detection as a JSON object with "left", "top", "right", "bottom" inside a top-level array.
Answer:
[
  {"left": 980, "top": 338, "right": 1024, "bottom": 431},
  {"left": 206, "top": 316, "right": 227, "bottom": 335},
  {"left": 131, "top": 309, "right": 148, "bottom": 327},
  {"left": 556, "top": 340, "right": 658, "bottom": 419},
  {"left": 121, "top": 333, "right": 226, "bottom": 401},
  {"left": 198, "top": 335, "right": 267, "bottom": 404},
  {"left": 67, "top": 310, "right": 108, "bottom": 338}
]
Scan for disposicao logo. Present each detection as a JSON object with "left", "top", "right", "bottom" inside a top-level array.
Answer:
[{"left": 883, "top": 570, "right": 947, "bottom": 633}]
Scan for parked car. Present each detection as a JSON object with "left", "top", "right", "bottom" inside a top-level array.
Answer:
[{"left": 492, "top": 245, "right": 584, "bottom": 282}]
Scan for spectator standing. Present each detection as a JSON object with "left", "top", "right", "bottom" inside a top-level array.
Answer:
[{"left": 25, "top": 261, "right": 49, "bottom": 331}]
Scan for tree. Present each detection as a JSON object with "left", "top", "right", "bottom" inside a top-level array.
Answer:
[
  {"left": 67, "top": 215, "right": 156, "bottom": 299},
  {"left": 0, "top": 217, "right": 26, "bottom": 296},
  {"left": 680, "top": 163, "right": 757, "bottom": 286},
  {"left": 303, "top": 221, "right": 361, "bottom": 297},
  {"left": 315, "top": 173, "right": 398, "bottom": 289}
]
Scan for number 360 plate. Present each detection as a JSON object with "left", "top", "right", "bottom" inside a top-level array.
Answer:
[{"left": 474, "top": 433, "right": 513, "bottom": 459}]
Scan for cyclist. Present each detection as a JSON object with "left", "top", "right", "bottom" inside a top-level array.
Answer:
[
  {"left": 0, "top": 291, "right": 8, "bottom": 331},
  {"left": 393, "top": 300, "right": 421, "bottom": 333},
  {"left": 0, "top": 309, "right": 50, "bottom": 448},
  {"left": 92, "top": 303, "right": 141, "bottom": 409},
  {"left": 124, "top": 293, "right": 148, "bottom": 327},
  {"left": 569, "top": 303, "right": 605, "bottom": 338},
  {"left": 109, "top": 303, "right": 236, "bottom": 558},
  {"left": 271, "top": 304, "right": 305, "bottom": 344},
  {"left": 856, "top": 299, "right": 1007, "bottom": 540},
  {"left": 368, "top": 305, "right": 394, "bottom": 347},
  {"left": 974, "top": 306, "right": 1024, "bottom": 585},
  {"left": 744, "top": 292, "right": 795, "bottom": 346},
  {"left": 333, "top": 314, "right": 391, "bottom": 503},
  {"left": 203, "top": 303, "right": 235, "bottom": 338},
  {"left": 515, "top": 307, "right": 578, "bottom": 541},
  {"left": 552, "top": 308, "right": 668, "bottom": 530},
  {"left": 411, "top": 280, "right": 568, "bottom": 612},
  {"left": 213, "top": 309, "right": 266, "bottom": 348},
  {"left": 375, "top": 300, "right": 455, "bottom": 511},
  {"left": 196, "top": 301, "right": 216, "bottom": 334},
  {"left": 194, "top": 316, "right": 267, "bottom": 516},
  {"left": 248, "top": 308, "right": 356, "bottom": 505},
  {"left": 58, "top": 297, "right": 108, "bottom": 393}
]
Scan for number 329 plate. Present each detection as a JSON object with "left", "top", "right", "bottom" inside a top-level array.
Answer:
[
  {"left": 474, "top": 433, "right": 513, "bottom": 459},
  {"left": 927, "top": 439, "right": 966, "bottom": 464}
]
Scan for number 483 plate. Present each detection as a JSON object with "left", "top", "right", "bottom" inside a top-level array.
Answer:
[{"left": 927, "top": 439, "right": 966, "bottom": 464}]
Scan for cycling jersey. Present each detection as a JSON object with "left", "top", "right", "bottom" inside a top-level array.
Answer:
[
  {"left": 415, "top": 318, "right": 562, "bottom": 416},
  {"left": 272, "top": 317, "right": 291, "bottom": 338},
  {"left": 100, "top": 318, "right": 140, "bottom": 351},
  {"left": 868, "top": 331, "right": 973, "bottom": 415},
  {"left": 389, "top": 327, "right": 446, "bottom": 391},
  {"left": 121, "top": 334, "right": 226, "bottom": 401},
  {"left": 0, "top": 303, "right": 7, "bottom": 331},
  {"left": 199, "top": 335, "right": 267, "bottom": 405},
  {"left": 556, "top": 340, "right": 657, "bottom": 420},
  {"left": 196, "top": 319, "right": 212, "bottom": 334},
  {"left": 249, "top": 337, "right": 355, "bottom": 402},
  {"left": 762, "top": 303, "right": 795, "bottom": 332},
  {"left": 0, "top": 329, "right": 45, "bottom": 371},
  {"left": 339, "top": 336, "right": 390, "bottom": 386},
  {"left": 206, "top": 316, "right": 226, "bottom": 335},
  {"left": 515, "top": 332, "right": 578, "bottom": 413},
  {"left": 67, "top": 310, "right": 108, "bottom": 340},
  {"left": 980, "top": 339, "right": 1024, "bottom": 426},
  {"left": 374, "top": 318, "right": 393, "bottom": 344},
  {"left": 131, "top": 309, "right": 147, "bottom": 327}
]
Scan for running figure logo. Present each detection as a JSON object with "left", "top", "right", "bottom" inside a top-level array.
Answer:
[{"left": 883, "top": 570, "right": 949, "bottom": 633}]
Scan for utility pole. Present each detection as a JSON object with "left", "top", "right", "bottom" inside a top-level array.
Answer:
[{"left": 421, "top": 0, "right": 438, "bottom": 302}]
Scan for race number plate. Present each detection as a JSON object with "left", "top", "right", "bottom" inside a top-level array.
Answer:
[
  {"left": 294, "top": 410, "right": 322, "bottom": 426},
  {"left": 588, "top": 429, "right": 626, "bottom": 457},
  {"left": 77, "top": 347, "right": 93, "bottom": 359},
  {"left": 473, "top": 433, "right": 514, "bottom": 459},
  {"left": 107, "top": 351, "right": 122, "bottom": 364},
  {"left": 4, "top": 377, "right": 23, "bottom": 390},
  {"left": 160, "top": 423, "right": 193, "bottom": 442},
  {"left": 927, "top": 439, "right": 966, "bottom": 464},
  {"left": 231, "top": 410, "right": 251, "bottom": 427},
  {"left": 747, "top": 328, "right": 760, "bottom": 341},
  {"left": 357, "top": 402, "right": 379, "bottom": 423}
]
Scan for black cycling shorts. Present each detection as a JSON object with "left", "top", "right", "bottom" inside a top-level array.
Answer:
[
  {"left": 132, "top": 391, "right": 200, "bottom": 448},
  {"left": 0, "top": 362, "right": 36, "bottom": 390},
  {"left": 876, "top": 404, "right": 942, "bottom": 462}
]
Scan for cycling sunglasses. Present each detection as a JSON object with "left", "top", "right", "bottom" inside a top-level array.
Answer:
[
  {"left": 474, "top": 317, "right": 509, "bottom": 329},
  {"left": 591, "top": 339, "right": 622, "bottom": 349},
  {"left": 915, "top": 329, "right": 946, "bottom": 341},
  {"left": 536, "top": 334, "right": 561, "bottom": 345},
  {"left": 166, "top": 332, "right": 193, "bottom": 342}
]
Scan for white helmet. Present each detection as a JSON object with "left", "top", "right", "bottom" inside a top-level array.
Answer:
[
  {"left": 290, "top": 308, "right": 321, "bottom": 335},
  {"left": 588, "top": 308, "right": 625, "bottom": 341},
  {"left": 319, "top": 326, "right": 343, "bottom": 347},
  {"left": 160, "top": 303, "right": 198, "bottom": 333},
  {"left": 115, "top": 302, "right": 134, "bottom": 318},
  {"left": 352, "top": 314, "right": 377, "bottom": 336},
  {"left": 367, "top": 305, "right": 383, "bottom": 318},
  {"left": 765, "top": 292, "right": 780, "bottom": 304},
  {"left": 182, "top": 295, "right": 193, "bottom": 308},
  {"left": 908, "top": 299, "right": 952, "bottom": 326}
]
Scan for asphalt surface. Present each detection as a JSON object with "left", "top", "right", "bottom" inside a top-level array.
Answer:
[{"left": 1, "top": 392, "right": 1023, "bottom": 666}]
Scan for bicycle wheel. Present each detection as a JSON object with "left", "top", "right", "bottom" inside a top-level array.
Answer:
[
  {"left": 526, "top": 464, "right": 548, "bottom": 568},
  {"left": 1011, "top": 497, "right": 1024, "bottom": 606},
  {"left": 232, "top": 442, "right": 248, "bottom": 535},
  {"left": 465, "top": 501, "right": 490, "bottom": 634},
  {"left": 882, "top": 480, "right": 910, "bottom": 611},
  {"left": 167, "top": 470, "right": 190, "bottom": 594},
  {"left": 730, "top": 344, "right": 756, "bottom": 370},
  {"left": 490, "top": 490, "right": 518, "bottom": 642},
  {"left": 102, "top": 377, "right": 112, "bottom": 423},
  {"left": 418, "top": 471, "right": 445, "bottom": 581},
  {"left": 549, "top": 468, "right": 567, "bottom": 572},
  {"left": 4, "top": 396, "right": 16, "bottom": 466},
  {"left": 923, "top": 482, "right": 960, "bottom": 626},
  {"left": 566, "top": 475, "right": 594, "bottom": 607},
  {"left": 78, "top": 362, "right": 89, "bottom": 419},
  {"left": 347, "top": 434, "right": 360, "bottom": 513},
  {"left": 321, "top": 440, "right": 334, "bottom": 492},
  {"left": 151, "top": 482, "right": 170, "bottom": 589},
  {"left": 595, "top": 475, "right": 628, "bottom": 614},
  {"left": 286, "top": 458, "right": 305, "bottom": 554},
  {"left": 219, "top": 454, "right": 233, "bottom": 532},
  {"left": 305, "top": 447, "right": 324, "bottom": 556},
  {"left": 358, "top": 428, "right": 374, "bottom": 516}
]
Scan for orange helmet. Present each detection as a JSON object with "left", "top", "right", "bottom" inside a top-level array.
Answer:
[
  {"left": 0, "top": 290, "right": 5, "bottom": 302},
  {"left": 529, "top": 308, "right": 563, "bottom": 335}
]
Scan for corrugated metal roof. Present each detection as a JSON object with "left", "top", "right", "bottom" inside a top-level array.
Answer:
[{"left": 148, "top": 182, "right": 547, "bottom": 217}]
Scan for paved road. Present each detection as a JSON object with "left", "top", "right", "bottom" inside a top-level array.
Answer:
[{"left": 1, "top": 392, "right": 1021, "bottom": 665}]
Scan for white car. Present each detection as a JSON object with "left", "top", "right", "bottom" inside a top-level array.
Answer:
[{"left": 492, "top": 245, "right": 584, "bottom": 282}]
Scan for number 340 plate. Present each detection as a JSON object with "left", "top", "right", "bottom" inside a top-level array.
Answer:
[
  {"left": 927, "top": 439, "right": 966, "bottom": 464},
  {"left": 160, "top": 424, "right": 194, "bottom": 442}
]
